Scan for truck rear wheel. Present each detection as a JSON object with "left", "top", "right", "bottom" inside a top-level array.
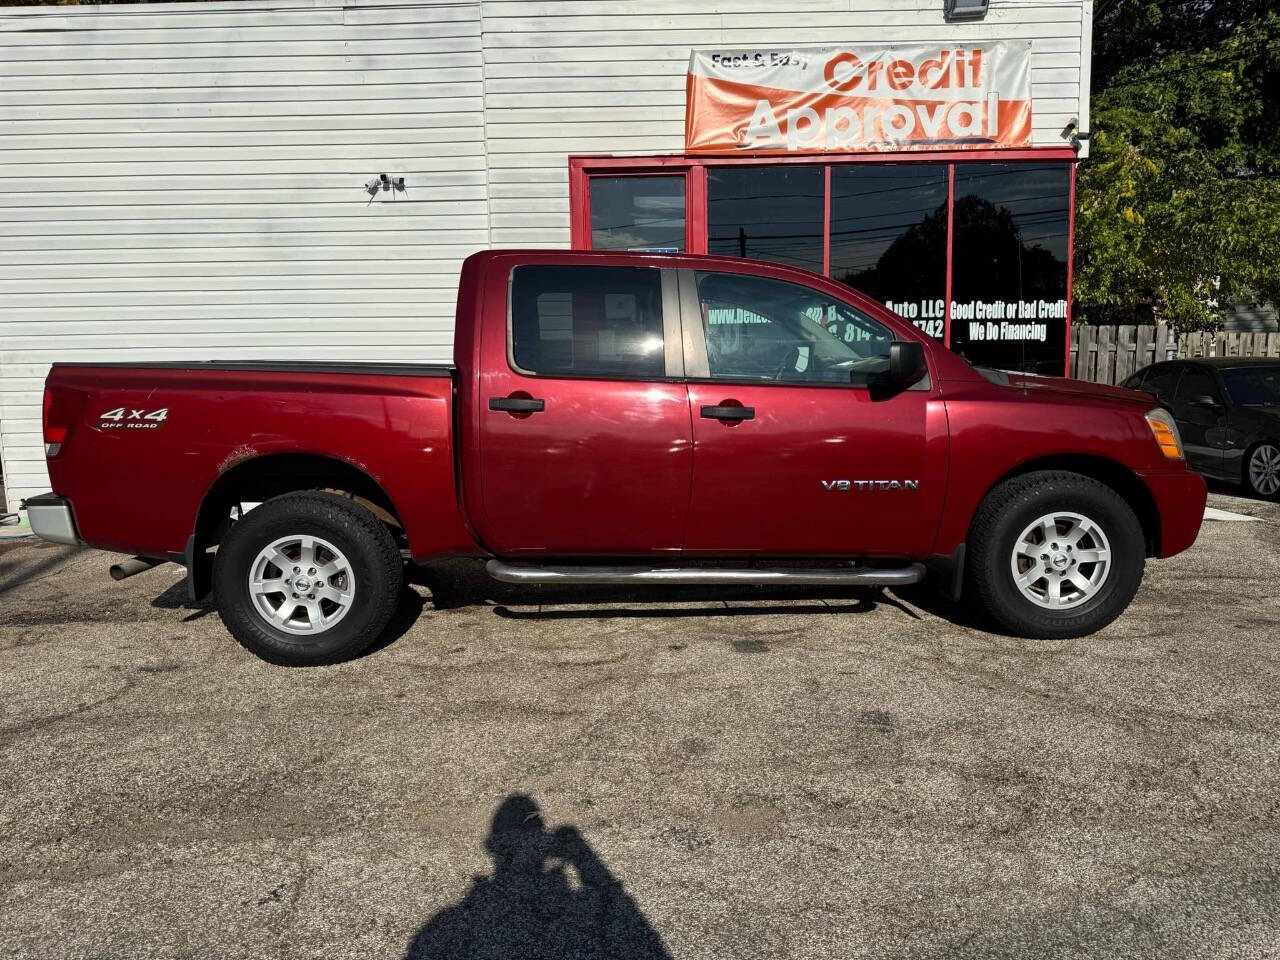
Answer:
[
  {"left": 213, "top": 492, "right": 403, "bottom": 666},
  {"left": 967, "top": 471, "right": 1145, "bottom": 639}
]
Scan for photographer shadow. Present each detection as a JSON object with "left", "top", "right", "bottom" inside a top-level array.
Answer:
[{"left": 405, "top": 794, "right": 672, "bottom": 960}]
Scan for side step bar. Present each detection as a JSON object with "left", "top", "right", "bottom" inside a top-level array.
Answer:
[{"left": 485, "top": 559, "right": 926, "bottom": 588}]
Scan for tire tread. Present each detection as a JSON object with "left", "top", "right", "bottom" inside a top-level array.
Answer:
[
  {"left": 213, "top": 492, "right": 403, "bottom": 666},
  {"left": 967, "top": 470, "right": 1144, "bottom": 639}
]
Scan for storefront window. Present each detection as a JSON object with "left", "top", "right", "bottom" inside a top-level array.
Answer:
[
  {"left": 707, "top": 167, "right": 824, "bottom": 274},
  {"left": 829, "top": 164, "right": 949, "bottom": 341},
  {"left": 574, "top": 156, "right": 1075, "bottom": 375},
  {"left": 948, "top": 163, "right": 1071, "bottom": 374},
  {"left": 589, "top": 176, "right": 685, "bottom": 252}
]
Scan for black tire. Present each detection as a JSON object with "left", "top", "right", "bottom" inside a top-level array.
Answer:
[
  {"left": 966, "top": 471, "right": 1146, "bottom": 639},
  {"left": 1242, "top": 441, "right": 1280, "bottom": 500},
  {"left": 213, "top": 492, "right": 403, "bottom": 666}
]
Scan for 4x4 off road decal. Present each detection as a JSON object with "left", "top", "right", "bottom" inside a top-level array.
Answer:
[{"left": 98, "top": 407, "right": 168, "bottom": 430}]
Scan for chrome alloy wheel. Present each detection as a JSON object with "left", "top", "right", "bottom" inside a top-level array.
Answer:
[
  {"left": 248, "top": 535, "right": 355, "bottom": 635},
  {"left": 1009, "top": 512, "right": 1112, "bottom": 610},
  {"left": 1248, "top": 444, "right": 1280, "bottom": 496}
]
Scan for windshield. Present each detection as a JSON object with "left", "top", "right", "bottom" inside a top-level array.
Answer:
[{"left": 1222, "top": 367, "right": 1280, "bottom": 407}]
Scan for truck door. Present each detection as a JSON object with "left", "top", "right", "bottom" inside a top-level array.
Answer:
[
  {"left": 474, "top": 262, "right": 692, "bottom": 556},
  {"left": 679, "top": 269, "right": 947, "bottom": 557}
]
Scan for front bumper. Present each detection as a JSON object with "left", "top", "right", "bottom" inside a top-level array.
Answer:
[
  {"left": 23, "top": 493, "right": 81, "bottom": 546},
  {"left": 1141, "top": 470, "right": 1208, "bottom": 558}
]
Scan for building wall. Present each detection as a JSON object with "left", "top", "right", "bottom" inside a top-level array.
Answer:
[
  {"left": 482, "top": 0, "right": 1092, "bottom": 248},
  {"left": 0, "top": 0, "right": 1092, "bottom": 511},
  {"left": 0, "top": 0, "right": 489, "bottom": 509}
]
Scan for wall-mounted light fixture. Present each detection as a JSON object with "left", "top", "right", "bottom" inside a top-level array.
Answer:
[{"left": 944, "top": 0, "right": 989, "bottom": 22}]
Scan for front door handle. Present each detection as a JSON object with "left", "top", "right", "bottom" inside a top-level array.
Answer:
[
  {"left": 489, "top": 395, "right": 545, "bottom": 413},
  {"left": 701, "top": 404, "right": 754, "bottom": 421}
]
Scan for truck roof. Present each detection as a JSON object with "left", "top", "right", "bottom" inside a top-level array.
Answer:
[{"left": 467, "top": 247, "right": 829, "bottom": 279}]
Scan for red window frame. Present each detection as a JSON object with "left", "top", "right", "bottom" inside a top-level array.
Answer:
[
  {"left": 569, "top": 149, "right": 1079, "bottom": 372},
  {"left": 572, "top": 167, "right": 702, "bottom": 255}
]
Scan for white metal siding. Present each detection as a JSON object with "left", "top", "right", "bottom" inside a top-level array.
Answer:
[
  {"left": 482, "top": 0, "right": 1091, "bottom": 250},
  {"left": 0, "top": 0, "right": 1091, "bottom": 511},
  {"left": 0, "top": 0, "right": 487, "bottom": 509}
]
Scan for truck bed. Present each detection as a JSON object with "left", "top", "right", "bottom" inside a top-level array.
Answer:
[{"left": 43, "top": 360, "right": 473, "bottom": 563}]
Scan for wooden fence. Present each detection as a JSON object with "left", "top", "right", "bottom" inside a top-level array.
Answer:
[{"left": 1070, "top": 326, "right": 1280, "bottom": 385}]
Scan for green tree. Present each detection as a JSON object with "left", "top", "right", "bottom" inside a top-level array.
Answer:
[{"left": 1075, "top": 2, "right": 1280, "bottom": 330}]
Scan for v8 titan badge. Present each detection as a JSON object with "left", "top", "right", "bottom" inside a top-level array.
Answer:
[{"left": 98, "top": 406, "right": 169, "bottom": 430}]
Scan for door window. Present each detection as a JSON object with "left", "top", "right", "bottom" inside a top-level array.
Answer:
[
  {"left": 1222, "top": 367, "right": 1280, "bottom": 407},
  {"left": 694, "top": 271, "right": 893, "bottom": 386},
  {"left": 1144, "top": 365, "right": 1182, "bottom": 402},
  {"left": 1174, "top": 368, "right": 1219, "bottom": 404},
  {"left": 589, "top": 176, "right": 686, "bottom": 252},
  {"left": 510, "top": 266, "right": 666, "bottom": 379}
]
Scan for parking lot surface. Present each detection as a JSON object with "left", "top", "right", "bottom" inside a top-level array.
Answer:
[{"left": 1, "top": 489, "right": 1278, "bottom": 960}]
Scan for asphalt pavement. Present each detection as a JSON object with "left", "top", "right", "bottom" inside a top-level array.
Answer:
[{"left": 1, "top": 488, "right": 1277, "bottom": 959}]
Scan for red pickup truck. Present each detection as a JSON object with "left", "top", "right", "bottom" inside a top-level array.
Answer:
[{"left": 28, "top": 250, "right": 1206, "bottom": 666}]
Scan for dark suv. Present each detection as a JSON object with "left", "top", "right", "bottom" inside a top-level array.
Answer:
[{"left": 1123, "top": 358, "right": 1280, "bottom": 498}]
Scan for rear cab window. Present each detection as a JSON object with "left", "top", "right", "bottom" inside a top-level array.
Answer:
[{"left": 509, "top": 265, "right": 667, "bottom": 379}]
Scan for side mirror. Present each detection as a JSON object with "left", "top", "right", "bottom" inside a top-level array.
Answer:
[
  {"left": 889, "top": 340, "right": 927, "bottom": 386},
  {"left": 1191, "top": 394, "right": 1222, "bottom": 410}
]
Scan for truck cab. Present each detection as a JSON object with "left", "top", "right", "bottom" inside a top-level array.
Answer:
[{"left": 457, "top": 251, "right": 948, "bottom": 560}]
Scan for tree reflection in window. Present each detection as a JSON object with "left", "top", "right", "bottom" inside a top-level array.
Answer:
[
  {"left": 949, "top": 163, "right": 1071, "bottom": 375},
  {"left": 830, "top": 165, "right": 948, "bottom": 340}
]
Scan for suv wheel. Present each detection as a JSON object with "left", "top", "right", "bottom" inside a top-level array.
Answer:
[
  {"left": 967, "top": 471, "right": 1145, "bottom": 638},
  {"left": 213, "top": 492, "right": 403, "bottom": 666},
  {"left": 1244, "top": 442, "right": 1280, "bottom": 499}
]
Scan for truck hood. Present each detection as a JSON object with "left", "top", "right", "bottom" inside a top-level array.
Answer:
[{"left": 982, "top": 369, "right": 1154, "bottom": 407}]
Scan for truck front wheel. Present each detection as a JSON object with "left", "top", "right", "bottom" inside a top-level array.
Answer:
[
  {"left": 967, "top": 471, "right": 1146, "bottom": 639},
  {"left": 213, "top": 492, "right": 404, "bottom": 666}
]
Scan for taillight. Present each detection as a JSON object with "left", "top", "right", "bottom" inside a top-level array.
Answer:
[{"left": 43, "top": 385, "right": 86, "bottom": 458}]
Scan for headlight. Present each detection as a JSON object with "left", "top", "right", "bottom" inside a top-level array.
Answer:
[{"left": 1145, "top": 407, "right": 1184, "bottom": 460}]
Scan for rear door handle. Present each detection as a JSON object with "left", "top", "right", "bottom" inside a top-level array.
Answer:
[
  {"left": 489, "top": 396, "right": 545, "bottom": 413},
  {"left": 700, "top": 404, "right": 754, "bottom": 421}
]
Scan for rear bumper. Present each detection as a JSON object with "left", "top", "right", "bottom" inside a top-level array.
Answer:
[
  {"left": 1141, "top": 470, "right": 1208, "bottom": 558},
  {"left": 22, "top": 493, "right": 81, "bottom": 546}
]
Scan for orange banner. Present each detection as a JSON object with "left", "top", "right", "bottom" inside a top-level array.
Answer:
[{"left": 686, "top": 43, "right": 1033, "bottom": 154}]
